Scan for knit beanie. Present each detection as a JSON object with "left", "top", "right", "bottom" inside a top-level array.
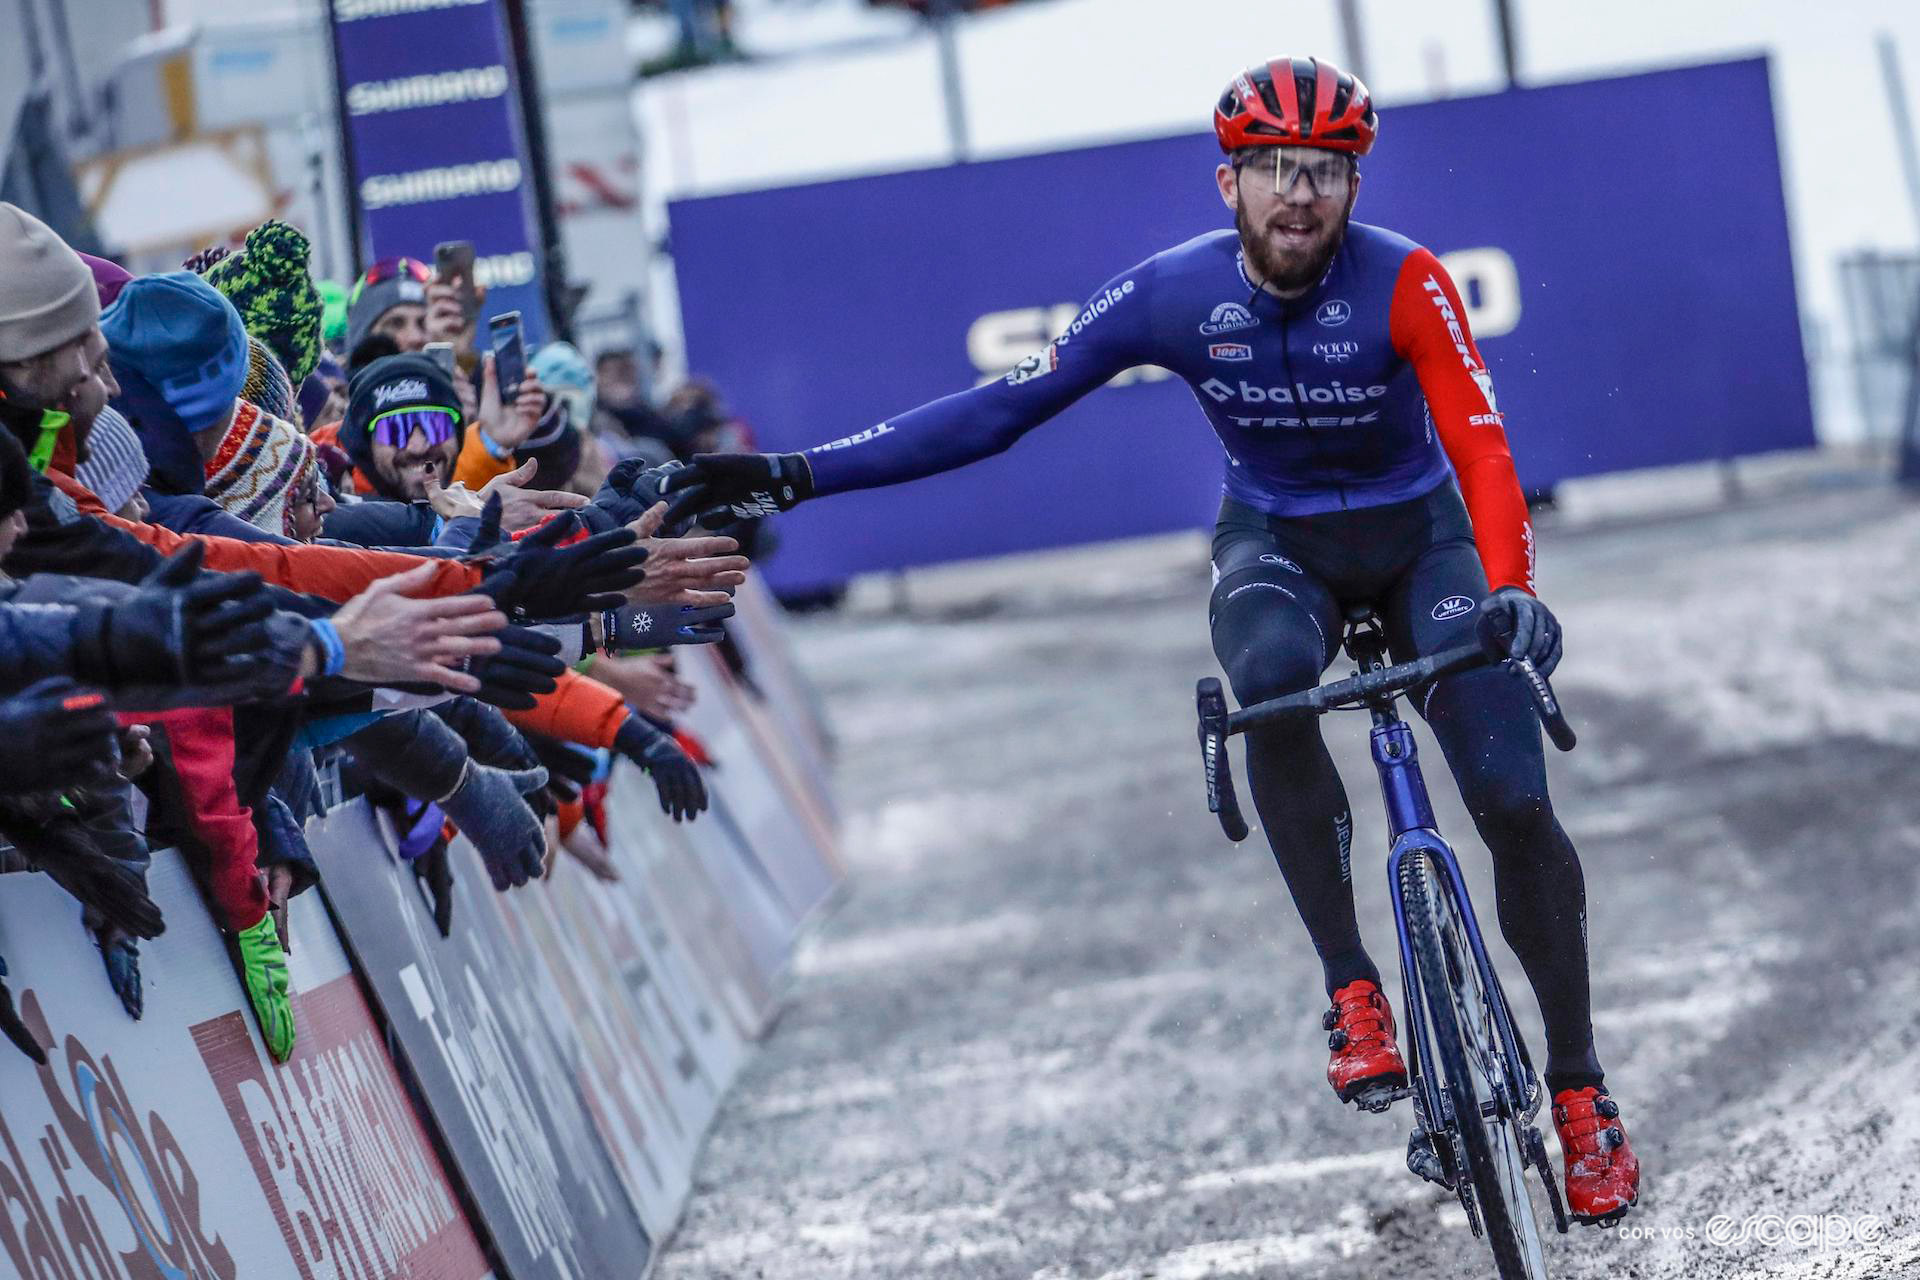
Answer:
[
  {"left": 78, "top": 252, "right": 133, "bottom": 308},
  {"left": 71, "top": 406, "right": 149, "bottom": 513},
  {"left": 0, "top": 202, "right": 100, "bottom": 363},
  {"left": 100, "top": 272, "right": 249, "bottom": 434},
  {"left": 344, "top": 258, "right": 429, "bottom": 355},
  {"left": 204, "top": 220, "right": 324, "bottom": 384},
  {"left": 203, "top": 400, "right": 319, "bottom": 537},
  {"left": 242, "top": 335, "right": 297, "bottom": 425}
]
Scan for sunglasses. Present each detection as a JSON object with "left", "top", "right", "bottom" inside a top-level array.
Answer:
[
  {"left": 349, "top": 257, "right": 433, "bottom": 305},
  {"left": 369, "top": 405, "right": 460, "bottom": 450}
]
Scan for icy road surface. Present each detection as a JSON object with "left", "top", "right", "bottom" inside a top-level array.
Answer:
[{"left": 658, "top": 469, "right": 1920, "bottom": 1279}]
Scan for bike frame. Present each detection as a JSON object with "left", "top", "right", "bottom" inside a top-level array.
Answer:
[{"left": 1372, "top": 700, "right": 1542, "bottom": 1127}]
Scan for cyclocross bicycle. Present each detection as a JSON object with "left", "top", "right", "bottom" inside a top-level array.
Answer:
[{"left": 1196, "top": 604, "right": 1577, "bottom": 1280}]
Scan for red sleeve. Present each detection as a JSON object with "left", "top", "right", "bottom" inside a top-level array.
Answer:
[{"left": 1388, "top": 247, "right": 1536, "bottom": 594}]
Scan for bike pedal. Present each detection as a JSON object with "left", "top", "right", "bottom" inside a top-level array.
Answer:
[
  {"left": 1346, "top": 1082, "right": 1405, "bottom": 1113},
  {"left": 1405, "top": 1131, "right": 1454, "bottom": 1189}
]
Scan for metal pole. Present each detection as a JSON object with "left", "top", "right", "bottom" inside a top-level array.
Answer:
[
  {"left": 1336, "top": 0, "right": 1369, "bottom": 86},
  {"left": 931, "top": 0, "right": 969, "bottom": 162},
  {"left": 1491, "top": 0, "right": 1520, "bottom": 89},
  {"left": 1874, "top": 33, "right": 1920, "bottom": 482}
]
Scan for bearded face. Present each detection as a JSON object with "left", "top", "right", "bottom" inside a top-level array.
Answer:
[{"left": 1227, "top": 146, "right": 1358, "bottom": 294}]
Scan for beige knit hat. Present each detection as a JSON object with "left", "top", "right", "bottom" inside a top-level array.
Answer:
[{"left": 0, "top": 203, "right": 100, "bottom": 364}]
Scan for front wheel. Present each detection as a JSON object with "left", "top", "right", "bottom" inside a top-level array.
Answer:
[{"left": 1402, "top": 851, "right": 1549, "bottom": 1279}]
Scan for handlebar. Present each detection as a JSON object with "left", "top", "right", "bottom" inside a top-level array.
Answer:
[{"left": 1196, "top": 642, "right": 1576, "bottom": 844}]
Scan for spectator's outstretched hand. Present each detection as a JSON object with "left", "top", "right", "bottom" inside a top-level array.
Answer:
[
  {"left": 0, "top": 678, "right": 120, "bottom": 794},
  {"left": 76, "top": 543, "right": 276, "bottom": 687},
  {"left": 614, "top": 715, "right": 707, "bottom": 822},
  {"left": 441, "top": 760, "right": 549, "bottom": 891},
  {"left": 332, "top": 561, "right": 507, "bottom": 693},
  {"left": 624, "top": 502, "right": 748, "bottom": 607},
  {"left": 469, "top": 458, "right": 588, "bottom": 532},
  {"left": 479, "top": 506, "right": 649, "bottom": 620},
  {"left": 464, "top": 623, "right": 565, "bottom": 711},
  {"left": 605, "top": 599, "right": 735, "bottom": 650},
  {"left": 31, "top": 818, "right": 166, "bottom": 940},
  {"left": 593, "top": 653, "right": 696, "bottom": 721}
]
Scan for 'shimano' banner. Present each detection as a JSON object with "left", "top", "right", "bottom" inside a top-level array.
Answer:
[
  {"left": 329, "top": 0, "right": 550, "bottom": 343},
  {"left": 669, "top": 57, "right": 1815, "bottom": 592}
]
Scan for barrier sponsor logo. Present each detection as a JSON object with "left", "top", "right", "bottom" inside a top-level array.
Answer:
[
  {"left": 1199, "top": 302, "right": 1259, "bottom": 336},
  {"left": 1431, "top": 595, "right": 1475, "bottom": 621},
  {"left": 360, "top": 159, "right": 524, "bottom": 210},
  {"left": 0, "top": 991, "right": 238, "bottom": 1279},
  {"left": 1316, "top": 299, "right": 1352, "bottom": 327},
  {"left": 191, "top": 976, "right": 484, "bottom": 1280},
  {"left": 346, "top": 65, "right": 510, "bottom": 115},
  {"left": 1209, "top": 342, "right": 1253, "bottom": 362}
]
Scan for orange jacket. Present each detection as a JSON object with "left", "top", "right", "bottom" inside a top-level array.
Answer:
[
  {"left": 50, "top": 470, "right": 482, "bottom": 602},
  {"left": 506, "top": 668, "right": 629, "bottom": 751},
  {"left": 453, "top": 423, "right": 518, "bottom": 490}
]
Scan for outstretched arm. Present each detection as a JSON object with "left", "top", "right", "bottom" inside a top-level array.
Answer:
[
  {"left": 665, "top": 265, "right": 1158, "bottom": 519},
  {"left": 1389, "top": 247, "right": 1534, "bottom": 594}
]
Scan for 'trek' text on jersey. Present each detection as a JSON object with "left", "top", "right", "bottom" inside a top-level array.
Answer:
[{"left": 802, "top": 222, "right": 1535, "bottom": 594}]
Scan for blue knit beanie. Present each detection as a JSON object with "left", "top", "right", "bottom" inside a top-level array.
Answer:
[{"left": 100, "top": 272, "right": 249, "bottom": 434}]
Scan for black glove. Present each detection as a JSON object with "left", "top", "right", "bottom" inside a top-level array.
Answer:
[
  {"left": 595, "top": 458, "right": 697, "bottom": 533},
  {"left": 528, "top": 734, "right": 599, "bottom": 804},
  {"left": 28, "top": 817, "right": 166, "bottom": 940},
  {"left": 476, "top": 504, "right": 650, "bottom": 621},
  {"left": 0, "top": 677, "right": 120, "bottom": 794},
  {"left": 464, "top": 623, "right": 566, "bottom": 711},
  {"left": 0, "top": 956, "right": 46, "bottom": 1065},
  {"left": 605, "top": 599, "right": 735, "bottom": 650},
  {"left": 1477, "top": 587, "right": 1563, "bottom": 678},
  {"left": 614, "top": 715, "right": 707, "bottom": 822},
  {"left": 661, "top": 451, "right": 813, "bottom": 527},
  {"left": 440, "top": 760, "right": 549, "bottom": 891},
  {"left": 71, "top": 543, "right": 278, "bottom": 687},
  {"left": 432, "top": 697, "right": 543, "bottom": 773}
]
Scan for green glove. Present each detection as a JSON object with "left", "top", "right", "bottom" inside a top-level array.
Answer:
[{"left": 236, "top": 915, "right": 295, "bottom": 1063}]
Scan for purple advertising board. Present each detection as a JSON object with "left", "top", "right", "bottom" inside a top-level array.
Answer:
[
  {"left": 669, "top": 57, "right": 1814, "bottom": 593},
  {"left": 329, "top": 0, "right": 549, "bottom": 343}
]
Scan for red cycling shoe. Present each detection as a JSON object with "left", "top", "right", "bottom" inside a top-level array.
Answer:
[
  {"left": 1324, "top": 978, "right": 1408, "bottom": 1108},
  {"left": 1551, "top": 1086, "right": 1641, "bottom": 1225}
]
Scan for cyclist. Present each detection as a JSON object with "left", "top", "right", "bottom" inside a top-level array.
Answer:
[{"left": 664, "top": 56, "right": 1639, "bottom": 1223}]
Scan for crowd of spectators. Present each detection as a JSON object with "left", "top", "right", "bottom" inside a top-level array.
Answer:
[{"left": 0, "top": 203, "right": 766, "bottom": 1065}]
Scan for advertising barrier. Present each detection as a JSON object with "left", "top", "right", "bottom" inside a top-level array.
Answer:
[
  {"left": 0, "top": 853, "right": 490, "bottom": 1280},
  {"left": 0, "top": 584, "right": 841, "bottom": 1276},
  {"left": 328, "top": 0, "right": 551, "bottom": 341},
  {"left": 668, "top": 57, "right": 1817, "bottom": 592}
]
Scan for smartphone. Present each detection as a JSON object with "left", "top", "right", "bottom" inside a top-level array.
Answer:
[
  {"left": 424, "top": 341, "right": 456, "bottom": 379},
  {"left": 434, "top": 240, "right": 477, "bottom": 321},
  {"left": 488, "top": 311, "right": 526, "bottom": 399}
]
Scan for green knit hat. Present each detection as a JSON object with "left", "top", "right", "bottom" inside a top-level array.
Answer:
[{"left": 203, "top": 220, "right": 323, "bottom": 384}]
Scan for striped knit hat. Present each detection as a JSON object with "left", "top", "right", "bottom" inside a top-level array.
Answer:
[
  {"left": 72, "top": 406, "right": 149, "bottom": 513},
  {"left": 242, "top": 335, "right": 298, "bottom": 425},
  {"left": 203, "top": 220, "right": 324, "bottom": 384},
  {"left": 203, "top": 399, "right": 318, "bottom": 537}
]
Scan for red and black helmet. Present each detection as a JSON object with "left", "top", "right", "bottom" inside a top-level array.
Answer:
[{"left": 1214, "top": 57, "right": 1378, "bottom": 156}]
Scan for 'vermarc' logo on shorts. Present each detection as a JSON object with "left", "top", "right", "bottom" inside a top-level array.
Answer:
[
  {"left": 1200, "top": 303, "right": 1259, "bottom": 336},
  {"left": 1431, "top": 595, "right": 1475, "bottom": 621}
]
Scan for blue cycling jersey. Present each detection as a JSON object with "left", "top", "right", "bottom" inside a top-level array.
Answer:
[{"left": 805, "top": 221, "right": 1534, "bottom": 591}]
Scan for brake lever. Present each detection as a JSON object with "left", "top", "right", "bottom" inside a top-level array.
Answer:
[
  {"left": 1509, "top": 657, "right": 1577, "bottom": 752},
  {"left": 1197, "top": 678, "right": 1249, "bottom": 842}
]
